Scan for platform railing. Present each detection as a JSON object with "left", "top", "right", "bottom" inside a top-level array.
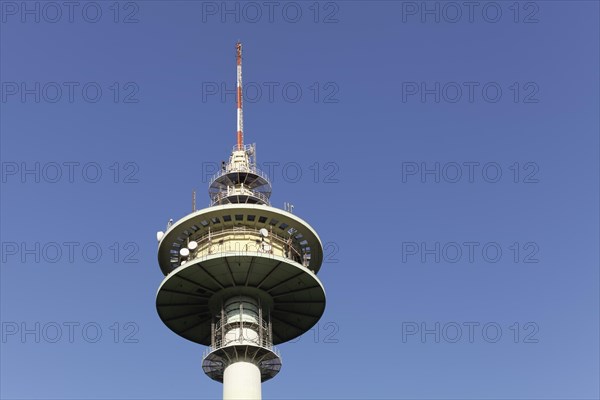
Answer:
[
  {"left": 209, "top": 186, "right": 271, "bottom": 206},
  {"left": 186, "top": 226, "right": 304, "bottom": 263},
  {"left": 202, "top": 342, "right": 281, "bottom": 360},
  {"left": 202, "top": 315, "right": 281, "bottom": 359},
  {"left": 209, "top": 162, "right": 271, "bottom": 188}
]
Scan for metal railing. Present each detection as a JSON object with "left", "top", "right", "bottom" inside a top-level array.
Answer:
[
  {"left": 210, "top": 186, "right": 270, "bottom": 206},
  {"left": 209, "top": 163, "right": 271, "bottom": 188},
  {"left": 203, "top": 312, "right": 280, "bottom": 359},
  {"left": 232, "top": 144, "right": 253, "bottom": 153},
  {"left": 202, "top": 340, "right": 281, "bottom": 359},
  {"left": 187, "top": 226, "right": 304, "bottom": 263}
]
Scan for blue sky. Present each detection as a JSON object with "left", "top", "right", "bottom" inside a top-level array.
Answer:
[{"left": 1, "top": 1, "right": 598, "bottom": 399}]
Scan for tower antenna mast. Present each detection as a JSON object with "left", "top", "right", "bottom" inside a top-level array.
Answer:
[{"left": 236, "top": 41, "right": 244, "bottom": 150}]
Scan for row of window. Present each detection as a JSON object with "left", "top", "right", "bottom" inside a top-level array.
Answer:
[{"left": 167, "top": 212, "right": 312, "bottom": 268}]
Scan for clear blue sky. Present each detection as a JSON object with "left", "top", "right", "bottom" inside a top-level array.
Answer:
[{"left": 1, "top": 1, "right": 598, "bottom": 399}]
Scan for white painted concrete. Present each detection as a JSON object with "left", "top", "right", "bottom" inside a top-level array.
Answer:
[{"left": 223, "top": 361, "right": 261, "bottom": 400}]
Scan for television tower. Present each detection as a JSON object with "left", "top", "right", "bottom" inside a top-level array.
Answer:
[{"left": 155, "top": 42, "right": 327, "bottom": 400}]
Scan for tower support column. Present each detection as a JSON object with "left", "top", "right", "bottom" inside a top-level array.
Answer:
[{"left": 223, "top": 361, "right": 261, "bottom": 400}]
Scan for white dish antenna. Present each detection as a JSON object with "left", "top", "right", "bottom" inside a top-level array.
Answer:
[
  {"left": 259, "top": 228, "right": 269, "bottom": 238},
  {"left": 156, "top": 231, "right": 164, "bottom": 242},
  {"left": 179, "top": 248, "right": 190, "bottom": 257},
  {"left": 188, "top": 241, "right": 198, "bottom": 250}
]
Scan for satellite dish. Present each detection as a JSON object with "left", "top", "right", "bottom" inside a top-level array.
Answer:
[
  {"left": 188, "top": 241, "right": 198, "bottom": 250},
  {"left": 259, "top": 228, "right": 269, "bottom": 238},
  {"left": 156, "top": 231, "right": 164, "bottom": 242},
  {"left": 179, "top": 248, "right": 190, "bottom": 257}
]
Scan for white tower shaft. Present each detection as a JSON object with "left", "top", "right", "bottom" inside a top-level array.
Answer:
[
  {"left": 221, "top": 297, "right": 263, "bottom": 399},
  {"left": 223, "top": 362, "right": 261, "bottom": 400}
]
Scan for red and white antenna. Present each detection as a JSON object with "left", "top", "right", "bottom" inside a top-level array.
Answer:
[{"left": 236, "top": 41, "right": 244, "bottom": 150}]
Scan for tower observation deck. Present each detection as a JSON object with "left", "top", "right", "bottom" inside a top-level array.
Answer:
[{"left": 155, "top": 42, "right": 327, "bottom": 400}]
